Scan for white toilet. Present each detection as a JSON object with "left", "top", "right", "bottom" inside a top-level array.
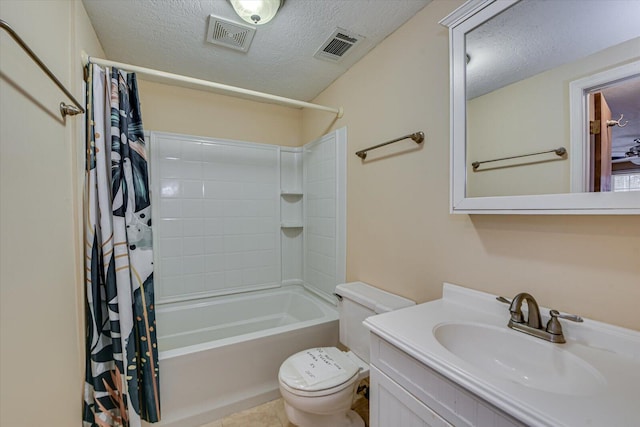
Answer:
[{"left": 278, "top": 282, "right": 415, "bottom": 427}]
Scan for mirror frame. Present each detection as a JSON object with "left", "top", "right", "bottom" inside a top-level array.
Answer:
[{"left": 440, "top": 0, "right": 640, "bottom": 214}]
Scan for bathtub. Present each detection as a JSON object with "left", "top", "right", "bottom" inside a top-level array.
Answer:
[{"left": 143, "top": 286, "right": 339, "bottom": 427}]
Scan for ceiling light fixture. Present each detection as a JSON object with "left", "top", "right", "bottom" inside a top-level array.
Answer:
[{"left": 229, "top": 0, "right": 284, "bottom": 25}]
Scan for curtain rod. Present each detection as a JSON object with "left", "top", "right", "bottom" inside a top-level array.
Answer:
[
  {"left": 81, "top": 51, "right": 343, "bottom": 118},
  {"left": 1, "top": 19, "right": 84, "bottom": 117}
]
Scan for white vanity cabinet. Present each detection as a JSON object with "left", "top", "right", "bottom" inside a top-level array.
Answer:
[
  {"left": 369, "top": 334, "right": 525, "bottom": 427},
  {"left": 370, "top": 365, "right": 451, "bottom": 427},
  {"left": 365, "top": 283, "right": 640, "bottom": 426}
]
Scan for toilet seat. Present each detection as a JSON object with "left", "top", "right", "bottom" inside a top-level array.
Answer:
[
  {"left": 279, "top": 347, "right": 362, "bottom": 397},
  {"left": 279, "top": 371, "right": 360, "bottom": 398}
]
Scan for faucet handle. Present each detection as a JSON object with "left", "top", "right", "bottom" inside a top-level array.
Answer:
[
  {"left": 549, "top": 309, "right": 583, "bottom": 323},
  {"left": 546, "top": 309, "right": 583, "bottom": 336},
  {"left": 496, "top": 296, "right": 511, "bottom": 304}
]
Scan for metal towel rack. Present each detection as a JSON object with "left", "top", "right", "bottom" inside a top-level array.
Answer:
[
  {"left": 472, "top": 146, "right": 566, "bottom": 171},
  {"left": 356, "top": 131, "right": 424, "bottom": 159},
  {"left": 0, "top": 19, "right": 84, "bottom": 118}
]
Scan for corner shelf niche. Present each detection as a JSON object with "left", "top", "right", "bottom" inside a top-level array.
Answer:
[
  {"left": 280, "top": 148, "right": 303, "bottom": 284},
  {"left": 280, "top": 192, "right": 303, "bottom": 229}
]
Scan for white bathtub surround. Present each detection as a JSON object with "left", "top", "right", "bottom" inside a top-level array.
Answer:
[
  {"left": 145, "top": 129, "right": 348, "bottom": 426},
  {"left": 364, "top": 283, "right": 640, "bottom": 427},
  {"left": 302, "top": 130, "right": 347, "bottom": 302},
  {"left": 150, "top": 133, "right": 281, "bottom": 301},
  {"left": 145, "top": 286, "right": 339, "bottom": 427},
  {"left": 279, "top": 126, "right": 347, "bottom": 304},
  {"left": 149, "top": 129, "right": 347, "bottom": 304},
  {"left": 280, "top": 147, "right": 304, "bottom": 284}
]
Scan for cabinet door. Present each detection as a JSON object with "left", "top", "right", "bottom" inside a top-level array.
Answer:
[{"left": 370, "top": 366, "right": 453, "bottom": 427}]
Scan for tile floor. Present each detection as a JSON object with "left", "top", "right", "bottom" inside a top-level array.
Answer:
[{"left": 200, "top": 393, "right": 369, "bottom": 427}]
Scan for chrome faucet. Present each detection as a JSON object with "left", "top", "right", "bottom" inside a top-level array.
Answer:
[{"left": 498, "top": 293, "right": 583, "bottom": 344}]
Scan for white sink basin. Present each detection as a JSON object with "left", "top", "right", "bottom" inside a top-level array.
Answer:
[
  {"left": 433, "top": 322, "right": 607, "bottom": 396},
  {"left": 365, "top": 283, "right": 640, "bottom": 426}
]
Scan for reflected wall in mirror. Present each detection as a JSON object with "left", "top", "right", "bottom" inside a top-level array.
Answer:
[{"left": 441, "top": 0, "right": 640, "bottom": 214}]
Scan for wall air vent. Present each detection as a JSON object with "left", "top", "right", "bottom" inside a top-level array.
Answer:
[
  {"left": 314, "top": 28, "right": 364, "bottom": 62},
  {"left": 206, "top": 15, "right": 256, "bottom": 53}
]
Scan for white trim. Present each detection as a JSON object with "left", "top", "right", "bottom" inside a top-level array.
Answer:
[
  {"left": 452, "top": 190, "right": 640, "bottom": 214},
  {"left": 438, "top": 0, "right": 494, "bottom": 28},
  {"left": 448, "top": 0, "right": 519, "bottom": 214},
  {"left": 447, "top": 1, "right": 640, "bottom": 214}
]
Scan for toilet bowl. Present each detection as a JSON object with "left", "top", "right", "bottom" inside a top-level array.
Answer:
[
  {"left": 279, "top": 347, "right": 369, "bottom": 427},
  {"left": 278, "top": 282, "right": 415, "bottom": 427}
]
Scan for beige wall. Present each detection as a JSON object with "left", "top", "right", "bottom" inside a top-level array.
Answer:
[
  {"left": 467, "top": 37, "right": 640, "bottom": 197},
  {"left": 138, "top": 80, "right": 302, "bottom": 146},
  {"left": 0, "top": 1, "right": 103, "bottom": 425},
  {"left": 303, "top": 0, "right": 640, "bottom": 331},
  {"left": 0, "top": 2, "right": 300, "bottom": 424}
]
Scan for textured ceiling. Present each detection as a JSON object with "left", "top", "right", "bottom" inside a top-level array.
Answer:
[
  {"left": 82, "top": 0, "right": 432, "bottom": 101},
  {"left": 82, "top": 0, "right": 638, "bottom": 157},
  {"left": 466, "top": 0, "right": 640, "bottom": 100}
]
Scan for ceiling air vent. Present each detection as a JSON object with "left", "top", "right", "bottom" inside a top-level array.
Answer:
[
  {"left": 314, "top": 28, "right": 363, "bottom": 62},
  {"left": 206, "top": 15, "right": 256, "bottom": 53}
]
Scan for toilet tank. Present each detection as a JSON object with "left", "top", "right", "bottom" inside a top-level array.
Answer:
[{"left": 335, "top": 281, "right": 415, "bottom": 363}]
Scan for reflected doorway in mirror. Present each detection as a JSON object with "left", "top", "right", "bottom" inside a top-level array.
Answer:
[{"left": 569, "top": 60, "right": 640, "bottom": 193}]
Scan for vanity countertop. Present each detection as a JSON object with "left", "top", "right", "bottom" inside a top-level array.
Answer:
[{"left": 363, "top": 283, "right": 640, "bottom": 427}]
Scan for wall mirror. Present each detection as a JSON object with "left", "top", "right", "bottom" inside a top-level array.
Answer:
[{"left": 441, "top": 0, "right": 640, "bottom": 214}]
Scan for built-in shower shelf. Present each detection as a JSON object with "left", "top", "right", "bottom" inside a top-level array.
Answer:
[
  {"left": 281, "top": 190, "right": 303, "bottom": 197},
  {"left": 281, "top": 223, "right": 303, "bottom": 229}
]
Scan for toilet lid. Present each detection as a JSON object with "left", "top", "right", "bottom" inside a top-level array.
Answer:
[{"left": 279, "top": 347, "right": 360, "bottom": 392}]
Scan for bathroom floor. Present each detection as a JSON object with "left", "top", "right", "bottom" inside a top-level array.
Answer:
[{"left": 200, "top": 394, "right": 369, "bottom": 427}]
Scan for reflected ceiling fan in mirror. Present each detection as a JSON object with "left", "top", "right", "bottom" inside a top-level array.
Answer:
[{"left": 612, "top": 140, "right": 640, "bottom": 165}]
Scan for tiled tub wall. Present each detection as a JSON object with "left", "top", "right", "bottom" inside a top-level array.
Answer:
[
  {"left": 304, "top": 134, "right": 342, "bottom": 300},
  {"left": 150, "top": 132, "right": 281, "bottom": 302}
]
